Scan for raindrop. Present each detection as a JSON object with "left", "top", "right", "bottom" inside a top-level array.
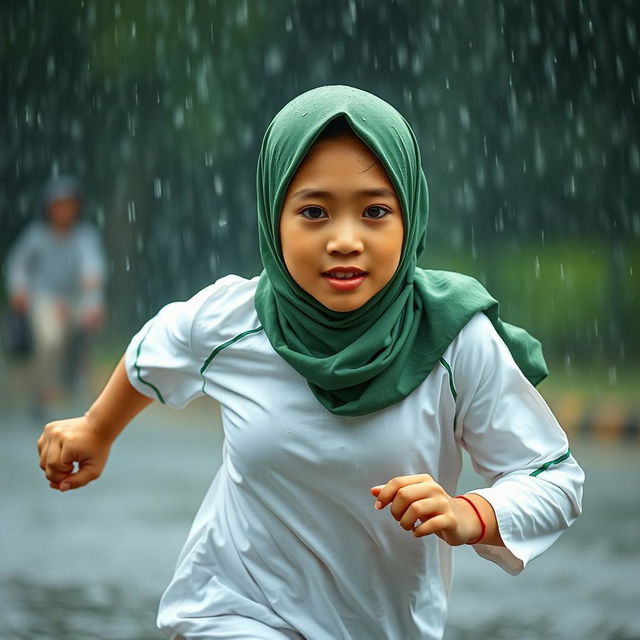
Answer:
[
  {"left": 236, "top": 0, "right": 248, "bottom": 26},
  {"left": 459, "top": 105, "right": 470, "bottom": 130},
  {"left": 265, "top": 46, "right": 283, "bottom": 74},
  {"left": 361, "top": 116, "right": 367, "bottom": 122},
  {"left": 173, "top": 106, "right": 185, "bottom": 129},
  {"left": 608, "top": 366, "right": 617, "bottom": 386},
  {"left": 569, "top": 33, "right": 578, "bottom": 59},
  {"left": 534, "top": 256, "right": 540, "bottom": 279},
  {"left": 153, "top": 178, "right": 162, "bottom": 199},
  {"left": 214, "top": 174, "right": 224, "bottom": 196},
  {"left": 470, "top": 225, "right": 477, "bottom": 260},
  {"left": 350, "top": 0, "right": 356, "bottom": 22},
  {"left": 616, "top": 56, "right": 625, "bottom": 82},
  {"left": 564, "top": 354, "right": 572, "bottom": 373},
  {"left": 46, "top": 55, "right": 55, "bottom": 79},
  {"left": 241, "top": 126, "right": 254, "bottom": 148},
  {"left": 627, "top": 21, "right": 638, "bottom": 47},
  {"left": 70, "top": 119, "right": 82, "bottom": 141},
  {"left": 127, "top": 201, "right": 136, "bottom": 223},
  {"left": 209, "top": 253, "right": 218, "bottom": 272}
]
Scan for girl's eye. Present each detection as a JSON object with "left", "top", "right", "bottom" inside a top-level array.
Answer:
[
  {"left": 300, "top": 207, "right": 327, "bottom": 220},
  {"left": 363, "top": 206, "right": 390, "bottom": 219}
]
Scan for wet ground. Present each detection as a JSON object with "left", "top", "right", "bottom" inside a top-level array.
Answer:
[{"left": 2, "top": 399, "right": 639, "bottom": 640}]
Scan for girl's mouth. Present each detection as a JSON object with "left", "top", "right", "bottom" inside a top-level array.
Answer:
[{"left": 322, "top": 268, "right": 367, "bottom": 291}]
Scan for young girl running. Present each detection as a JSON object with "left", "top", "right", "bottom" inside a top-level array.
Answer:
[{"left": 37, "top": 85, "right": 584, "bottom": 640}]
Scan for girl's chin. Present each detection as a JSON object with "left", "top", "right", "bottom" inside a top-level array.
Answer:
[{"left": 317, "top": 292, "right": 371, "bottom": 313}]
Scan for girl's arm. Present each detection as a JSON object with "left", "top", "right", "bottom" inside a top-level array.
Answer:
[
  {"left": 37, "top": 357, "right": 153, "bottom": 491},
  {"left": 445, "top": 313, "right": 583, "bottom": 573}
]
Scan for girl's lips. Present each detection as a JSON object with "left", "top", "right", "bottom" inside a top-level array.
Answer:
[{"left": 322, "top": 269, "right": 367, "bottom": 291}]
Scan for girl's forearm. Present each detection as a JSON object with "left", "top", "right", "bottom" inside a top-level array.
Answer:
[{"left": 85, "top": 356, "right": 153, "bottom": 442}]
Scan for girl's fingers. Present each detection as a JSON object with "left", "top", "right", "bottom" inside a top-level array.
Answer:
[
  {"left": 371, "top": 476, "right": 457, "bottom": 538},
  {"left": 398, "top": 498, "right": 440, "bottom": 531},
  {"left": 57, "top": 462, "right": 100, "bottom": 491},
  {"left": 45, "top": 441, "right": 74, "bottom": 483},
  {"left": 38, "top": 424, "right": 58, "bottom": 469},
  {"left": 38, "top": 440, "right": 48, "bottom": 471},
  {"left": 36, "top": 432, "right": 45, "bottom": 456},
  {"left": 374, "top": 474, "right": 433, "bottom": 510},
  {"left": 412, "top": 514, "right": 451, "bottom": 538},
  {"left": 389, "top": 483, "right": 436, "bottom": 521}
]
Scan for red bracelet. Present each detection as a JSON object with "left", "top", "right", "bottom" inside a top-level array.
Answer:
[{"left": 455, "top": 495, "right": 486, "bottom": 545}]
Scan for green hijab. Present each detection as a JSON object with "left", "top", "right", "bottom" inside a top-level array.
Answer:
[{"left": 254, "top": 85, "right": 547, "bottom": 417}]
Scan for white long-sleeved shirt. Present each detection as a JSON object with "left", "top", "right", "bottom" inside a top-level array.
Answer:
[{"left": 125, "top": 274, "right": 584, "bottom": 640}]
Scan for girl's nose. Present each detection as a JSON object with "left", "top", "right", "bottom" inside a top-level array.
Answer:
[{"left": 326, "top": 219, "right": 364, "bottom": 255}]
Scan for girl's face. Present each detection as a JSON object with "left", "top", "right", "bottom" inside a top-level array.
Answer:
[{"left": 279, "top": 134, "right": 404, "bottom": 312}]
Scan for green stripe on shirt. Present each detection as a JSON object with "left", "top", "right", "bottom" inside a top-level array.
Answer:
[
  {"left": 530, "top": 450, "right": 571, "bottom": 477},
  {"left": 439, "top": 356, "right": 457, "bottom": 401},
  {"left": 134, "top": 325, "right": 166, "bottom": 404},
  {"left": 200, "top": 326, "right": 263, "bottom": 375},
  {"left": 200, "top": 326, "right": 263, "bottom": 397}
]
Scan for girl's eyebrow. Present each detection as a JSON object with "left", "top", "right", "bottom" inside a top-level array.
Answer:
[{"left": 290, "top": 187, "right": 396, "bottom": 200}]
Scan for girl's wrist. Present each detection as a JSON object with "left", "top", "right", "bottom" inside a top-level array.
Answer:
[
  {"left": 454, "top": 495, "right": 487, "bottom": 545},
  {"left": 84, "top": 405, "right": 121, "bottom": 443}
]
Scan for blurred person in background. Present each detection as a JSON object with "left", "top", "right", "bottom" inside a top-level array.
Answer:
[{"left": 5, "top": 175, "right": 107, "bottom": 419}]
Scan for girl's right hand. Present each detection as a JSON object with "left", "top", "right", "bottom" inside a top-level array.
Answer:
[{"left": 37, "top": 416, "right": 113, "bottom": 492}]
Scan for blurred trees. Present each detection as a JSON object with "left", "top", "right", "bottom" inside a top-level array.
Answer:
[{"left": 1, "top": 0, "right": 638, "bottom": 365}]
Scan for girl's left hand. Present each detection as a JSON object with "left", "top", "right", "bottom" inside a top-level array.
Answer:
[{"left": 370, "top": 474, "right": 483, "bottom": 546}]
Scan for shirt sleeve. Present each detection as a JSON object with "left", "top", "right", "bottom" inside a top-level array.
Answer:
[
  {"left": 451, "top": 313, "right": 584, "bottom": 575},
  {"left": 124, "top": 286, "right": 218, "bottom": 409}
]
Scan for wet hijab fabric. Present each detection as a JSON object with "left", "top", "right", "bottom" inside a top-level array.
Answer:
[{"left": 254, "top": 85, "right": 547, "bottom": 416}]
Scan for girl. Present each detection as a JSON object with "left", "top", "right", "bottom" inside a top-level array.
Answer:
[{"left": 37, "top": 86, "right": 584, "bottom": 640}]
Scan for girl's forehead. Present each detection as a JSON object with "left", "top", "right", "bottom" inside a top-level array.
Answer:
[
  {"left": 299, "top": 134, "right": 382, "bottom": 171},
  {"left": 284, "top": 136, "right": 399, "bottom": 207}
]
